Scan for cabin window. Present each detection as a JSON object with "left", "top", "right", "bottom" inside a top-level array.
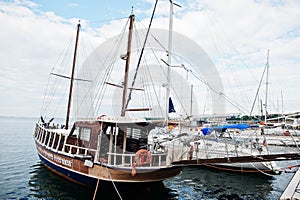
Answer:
[
  {"left": 131, "top": 128, "right": 142, "bottom": 139},
  {"left": 80, "top": 127, "right": 91, "bottom": 142}
]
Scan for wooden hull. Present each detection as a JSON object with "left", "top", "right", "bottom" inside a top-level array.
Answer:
[{"left": 35, "top": 142, "right": 182, "bottom": 186}]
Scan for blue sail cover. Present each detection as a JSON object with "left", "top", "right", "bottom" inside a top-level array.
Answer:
[
  {"left": 169, "top": 97, "right": 176, "bottom": 113},
  {"left": 201, "top": 123, "right": 259, "bottom": 135}
]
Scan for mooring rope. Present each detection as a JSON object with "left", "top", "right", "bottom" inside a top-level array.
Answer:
[
  {"left": 92, "top": 165, "right": 103, "bottom": 200},
  {"left": 105, "top": 165, "right": 123, "bottom": 200}
]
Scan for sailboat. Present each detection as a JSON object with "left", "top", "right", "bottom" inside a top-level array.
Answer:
[{"left": 33, "top": 11, "right": 183, "bottom": 187}]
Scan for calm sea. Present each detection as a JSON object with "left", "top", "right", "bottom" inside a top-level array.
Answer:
[{"left": 0, "top": 116, "right": 298, "bottom": 199}]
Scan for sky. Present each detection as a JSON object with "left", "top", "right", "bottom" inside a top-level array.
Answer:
[{"left": 0, "top": 0, "right": 300, "bottom": 118}]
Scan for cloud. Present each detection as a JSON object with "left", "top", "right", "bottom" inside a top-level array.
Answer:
[
  {"left": 174, "top": 0, "right": 300, "bottom": 114},
  {"left": 0, "top": 0, "right": 299, "bottom": 118},
  {"left": 0, "top": 1, "right": 86, "bottom": 117},
  {"left": 67, "top": 3, "right": 79, "bottom": 8}
]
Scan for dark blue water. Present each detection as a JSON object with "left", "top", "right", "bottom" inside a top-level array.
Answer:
[{"left": 0, "top": 116, "right": 298, "bottom": 199}]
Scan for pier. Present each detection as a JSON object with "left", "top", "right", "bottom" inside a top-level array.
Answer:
[{"left": 280, "top": 168, "right": 300, "bottom": 200}]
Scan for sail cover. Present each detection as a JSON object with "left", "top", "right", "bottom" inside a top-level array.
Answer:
[
  {"left": 169, "top": 97, "right": 176, "bottom": 113},
  {"left": 201, "top": 123, "right": 259, "bottom": 135}
]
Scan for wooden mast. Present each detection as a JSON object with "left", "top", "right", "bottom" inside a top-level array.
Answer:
[
  {"left": 121, "top": 14, "right": 134, "bottom": 117},
  {"left": 66, "top": 22, "right": 81, "bottom": 129}
]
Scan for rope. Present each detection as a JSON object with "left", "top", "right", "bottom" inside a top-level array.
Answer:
[
  {"left": 92, "top": 165, "right": 103, "bottom": 200},
  {"left": 125, "top": 0, "right": 159, "bottom": 109},
  {"left": 249, "top": 162, "right": 274, "bottom": 177},
  {"left": 105, "top": 165, "right": 123, "bottom": 200},
  {"left": 92, "top": 164, "right": 123, "bottom": 200},
  {"left": 279, "top": 163, "right": 300, "bottom": 172}
]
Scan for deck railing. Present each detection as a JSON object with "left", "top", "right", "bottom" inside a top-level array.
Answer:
[{"left": 106, "top": 152, "right": 167, "bottom": 167}]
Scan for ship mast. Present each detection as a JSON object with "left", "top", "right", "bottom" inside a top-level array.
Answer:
[
  {"left": 66, "top": 23, "right": 80, "bottom": 129},
  {"left": 165, "top": 0, "right": 174, "bottom": 122},
  {"left": 264, "top": 49, "right": 270, "bottom": 124},
  {"left": 121, "top": 14, "right": 135, "bottom": 117}
]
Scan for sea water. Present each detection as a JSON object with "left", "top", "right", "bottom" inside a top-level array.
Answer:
[{"left": 0, "top": 116, "right": 297, "bottom": 199}]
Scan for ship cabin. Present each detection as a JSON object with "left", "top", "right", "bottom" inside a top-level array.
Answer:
[{"left": 34, "top": 117, "right": 168, "bottom": 168}]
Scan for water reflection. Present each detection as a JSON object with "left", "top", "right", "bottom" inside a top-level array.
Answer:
[
  {"left": 164, "top": 166, "right": 274, "bottom": 200},
  {"left": 28, "top": 162, "right": 175, "bottom": 200},
  {"left": 28, "top": 161, "right": 292, "bottom": 199},
  {"left": 28, "top": 162, "right": 93, "bottom": 199}
]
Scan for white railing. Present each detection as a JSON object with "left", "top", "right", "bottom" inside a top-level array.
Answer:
[
  {"left": 35, "top": 124, "right": 96, "bottom": 159},
  {"left": 106, "top": 152, "right": 167, "bottom": 167},
  {"left": 63, "top": 144, "right": 96, "bottom": 158}
]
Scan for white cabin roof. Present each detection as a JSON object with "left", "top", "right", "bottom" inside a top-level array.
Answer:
[{"left": 95, "top": 115, "right": 148, "bottom": 123}]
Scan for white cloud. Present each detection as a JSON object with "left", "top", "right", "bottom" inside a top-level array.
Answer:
[
  {"left": 67, "top": 3, "right": 79, "bottom": 8},
  {"left": 171, "top": 0, "right": 300, "bottom": 114},
  {"left": 0, "top": 1, "right": 95, "bottom": 117},
  {"left": 0, "top": 0, "right": 299, "bottom": 118}
]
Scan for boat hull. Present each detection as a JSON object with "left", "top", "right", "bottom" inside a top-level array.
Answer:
[
  {"left": 35, "top": 142, "right": 182, "bottom": 186},
  {"left": 201, "top": 162, "right": 280, "bottom": 174}
]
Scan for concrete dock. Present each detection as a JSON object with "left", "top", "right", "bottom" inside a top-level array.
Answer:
[{"left": 280, "top": 168, "right": 300, "bottom": 200}]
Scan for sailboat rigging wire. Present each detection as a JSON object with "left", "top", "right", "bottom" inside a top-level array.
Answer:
[
  {"left": 249, "top": 61, "right": 268, "bottom": 117},
  {"left": 203, "top": 86, "right": 210, "bottom": 114},
  {"left": 206, "top": 12, "right": 258, "bottom": 111},
  {"left": 92, "top": 18, "right": 130, "bottom": 116},
  {"left": 190, "top": 70, "right": 249, "bottom": 114},
  {"left": 135, "top": 16, "right": 168, "bottom": 52},
  {"left": 125, "top": 0, "right": 159, "bottom": 109},
  {"left": 41, "top": 36, "right": 75, "bottom": 118},
  {"left": 89, "top": 17, "right": 128, "bottom": 24}
]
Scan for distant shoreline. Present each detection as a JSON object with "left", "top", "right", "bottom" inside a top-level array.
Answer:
[{"left": 0, "top": 116, "right": 39, "bottom": 119}]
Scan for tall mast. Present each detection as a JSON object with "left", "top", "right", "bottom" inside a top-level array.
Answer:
[
  {"left": 121, "top": 14, "right": 135, "bottom": 117},
  {"left": 166, "top": 0, "right": 174, "bottom": 122},
  {"left": 190, "top": 85, "right": 193, "bottom": 116},
  {"left": 264, "top": 49, "right": 270, "bottom": 124},
  {"left": 65, "top": 22, "right": 80, "bottom": 129}
]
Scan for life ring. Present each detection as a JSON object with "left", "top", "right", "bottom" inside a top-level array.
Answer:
[{"left": 134, "top": 149, "right": 151, "bottom": 166}]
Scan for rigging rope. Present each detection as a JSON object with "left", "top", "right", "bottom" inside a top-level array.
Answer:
[
  {"left": 41, "top": 36, "right": 74, "bottom": 119},
  {"left": 92, "top": 18, "right": 130, "bottom": 116},
  {"left": 125, "top": 0, "right": 159, "bottom": 109}
]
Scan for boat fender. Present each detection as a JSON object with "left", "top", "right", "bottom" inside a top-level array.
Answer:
[
  {"left": 131, "top": 162, "right": 136, "bottom": 176},
  {"left": 134, "top": 149, "right": 151, "bottom": 166},
  {"left": 84, "top": 160, "right": 94, "bottom": 168}
]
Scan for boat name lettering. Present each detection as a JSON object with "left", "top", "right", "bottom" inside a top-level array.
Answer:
[
  {"left": 54, "top": 155, "right": 72, "bottom": 167},
  {"left": 37, "top": 146, "right": 72, "bottom": 167}
]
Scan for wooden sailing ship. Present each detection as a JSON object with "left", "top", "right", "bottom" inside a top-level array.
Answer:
[{"left": 33, "top": 13, "right": 182, "bottom": 187}]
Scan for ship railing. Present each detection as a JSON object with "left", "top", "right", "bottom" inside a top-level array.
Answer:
[
  {"left": 63, "top": 144, "right": 96, "bottom": 159},
  {"left": 106, "top": 152, "right": 167, "bottom": 167}
]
